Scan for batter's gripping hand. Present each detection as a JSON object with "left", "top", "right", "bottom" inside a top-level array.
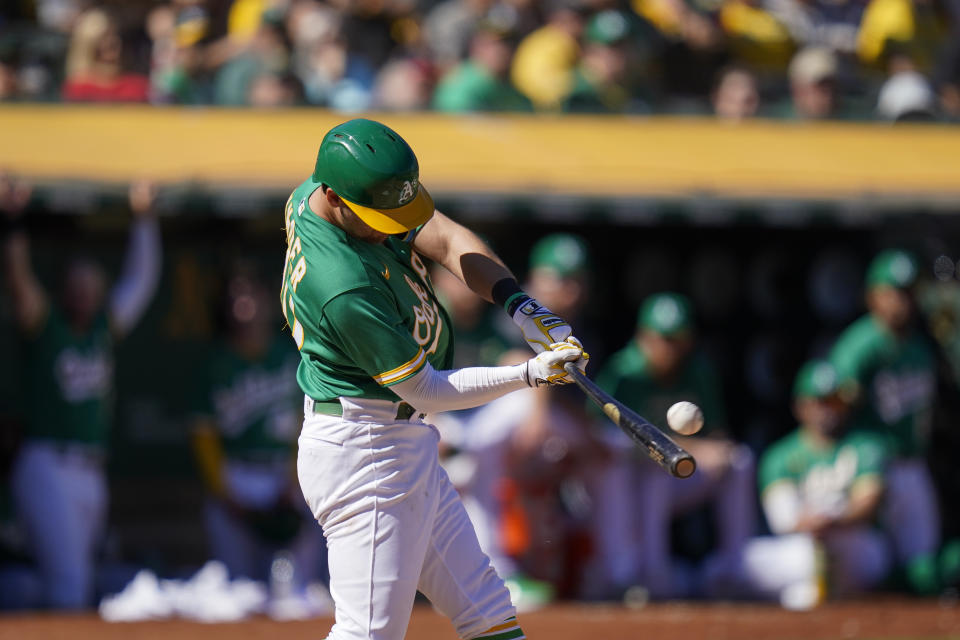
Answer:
[
  {"left": 511, "top": 296, "right": 573, "bottom": 353},
  {"left": 525, "top": 341, "right": 588, "bottom": 387}
]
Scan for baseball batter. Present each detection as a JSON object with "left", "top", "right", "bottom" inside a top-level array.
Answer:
[{"left": 280, "top": 118, "right": 587, "bottom": 640}]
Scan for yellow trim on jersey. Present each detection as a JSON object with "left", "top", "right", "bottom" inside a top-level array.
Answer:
[{"left": 373, "top": 348, "right": 427, "bottom": 386}]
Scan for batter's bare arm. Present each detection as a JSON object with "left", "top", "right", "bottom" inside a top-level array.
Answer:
[{"left": 412, "top": 210, "right": 513, "bottom": 302}]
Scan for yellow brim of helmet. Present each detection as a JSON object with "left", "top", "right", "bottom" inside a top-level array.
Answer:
[{"left": 341, "top": 185, "right": 435, "bottom": 235}]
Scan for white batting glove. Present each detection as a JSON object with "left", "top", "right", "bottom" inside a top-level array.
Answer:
[
  {"left": 511, "top": 296, "right": 572, "bottom": 353},
  {"left": 525, "top": 341, "right": 587, "bottom": 387}
]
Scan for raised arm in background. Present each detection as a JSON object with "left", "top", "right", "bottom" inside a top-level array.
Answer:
[
  {"left": 109, "top": 180, "right": 163, "bottom": 339},
  {"left": 1, "top": 174, "right": 47, "bottom": 334}
]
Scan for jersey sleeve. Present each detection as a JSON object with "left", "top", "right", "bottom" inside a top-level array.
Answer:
[
  {"left": 829, "top": 324, "right": 872, "bottom": 384},
  {"left": 758, "top": 440, "right": 792, "bottom": 494},
  {"left": 322, "top": 286, "right": 428, "bottom": 387},
  {"left": 849, "top": 432, "right": 889, "bottom": 479}
]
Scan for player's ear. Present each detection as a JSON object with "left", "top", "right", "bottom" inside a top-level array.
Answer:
[{"left": 324, "top": 187, "right": 343, "bottom": 208}]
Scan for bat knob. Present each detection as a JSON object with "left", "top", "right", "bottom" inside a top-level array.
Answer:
[{"left": 673, "top": 455, "right": 696, "bottom": 479}]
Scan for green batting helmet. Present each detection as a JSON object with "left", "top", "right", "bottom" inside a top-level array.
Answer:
[{"left": 312, "top": 119, "right": 435, "bottom": 235}]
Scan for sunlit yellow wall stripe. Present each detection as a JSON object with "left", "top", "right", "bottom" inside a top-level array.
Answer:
[{"left": 1, "top": 105, "right": 958, "bottom": 199}]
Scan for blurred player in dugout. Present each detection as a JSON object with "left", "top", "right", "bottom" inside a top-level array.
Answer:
[
  {"left": 190, "top": 268, "right": 326, "bottom": 614},
  {"left": 436, "top": 234, "right": 606, "bottom": 605},
  {"left": 592, "top": 292, "right": 755, "bottom": 599},
  {"left": 1, "top": 175, "right": 161, "bottom": 609},
  {"left": 742, "top": 359, "right": 893, "bottom": 607},
  {"left": 828, "top": 249, "right": 942, "bottom": 592}
]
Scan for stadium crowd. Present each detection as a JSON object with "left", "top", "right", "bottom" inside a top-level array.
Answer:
[
  {"left": 2, "top": 169, "right": 960, "bottom": 615},
  {"left": 1, "top": 0, "right": 959, "bottom": 120}
]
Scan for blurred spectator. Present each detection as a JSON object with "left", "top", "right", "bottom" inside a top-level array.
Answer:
[
  {"left": 214, "top": 15, "right": 292, "bottom": 106},
  {"left": 592, "top": 293, "right": 755, "bottom": 599},
  {"left": 719, "top": 0, "right": 794, "bottom": 71},
  {"left": 711, "top": 65, "right": 761, "bottom": 120},
  {"left": 737, "top": 360, "right": 893, "bottom": 606},
  {"left": 776, "top": 46, "right": 865, "bottom": 119},
  {"left": 62, "top": 9, "right": 149, "bottom": 102},
  {"left": 856, "top": 0, "right": 945, "bottom": 71},
  {"left": 632, "top": 0, "right": 728, "bottom": 103},
  {"left": 371, "top": 57, "right": 433, "bottom": 110},
  {"left": 877, "top": 70, "right": 936, "bottom": 121},
  {"left": 247, "top": 71, "right": 302, "bottom": 106},
  {"left": 190, "top": 268, "right": 325, "bottom": 615},
  {"left": 511, "top": 1, "right": 586, "bottom": 110},
  {"left": 563, "top": 9, "right": 645, "bottom": 113},
  {"left": 829, "top": 249, "right": 941, "bottom": 593},
  {"left": 434, "top": 24, "right": 531, "bottom": 112},
  {"left": 424, "top": 0, "right": 497, "bottom": 69},
  {"left": 764, "top": 0, "right": 864, "bottom": 54},
  {"left": 287, "top": 3, "right": 374, "bottom": 110},
  {"left": 2, "top": 177, "right": 161, "bottom": 609}
]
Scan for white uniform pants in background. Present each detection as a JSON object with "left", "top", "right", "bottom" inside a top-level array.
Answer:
[
  {"left": 297, "top": 397, "right": 516, "bottom": 640},
  {"left": 883, "top": 458, "right": 941, "bottom": 563},
  {"left": 11, "top": 440, "right": 108, "bottom": 609},
  {"left": 593, "top": 443, "right": 756, "bottom": 597},
  {"left": 733, "top": 529, "right": 891, "bottom": 604}
]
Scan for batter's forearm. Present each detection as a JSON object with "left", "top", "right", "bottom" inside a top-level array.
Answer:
[{"left": 413, "top": 211, "right": 514, "bottom": 303}]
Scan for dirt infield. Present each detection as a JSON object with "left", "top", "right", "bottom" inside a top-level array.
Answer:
[{"left": 3, "top": 599, "right": 960, "bottom": 640}]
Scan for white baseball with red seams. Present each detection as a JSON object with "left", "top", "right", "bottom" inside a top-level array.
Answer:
[{"left": 667, "top": 401, "right": 704, "bottom": 435}]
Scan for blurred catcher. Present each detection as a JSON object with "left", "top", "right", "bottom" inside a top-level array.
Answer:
[
  {"left": 280, "top": 118, "right": 588, "bottom": 640},
  {"left": 1, "top": 176, "right": 161, "bottom": 609}
]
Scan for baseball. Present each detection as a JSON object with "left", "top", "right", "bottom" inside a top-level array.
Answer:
[{"left": 667, "top": 401, "right": 704, "bottom": 435}]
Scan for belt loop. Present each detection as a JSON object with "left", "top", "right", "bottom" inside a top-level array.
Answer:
[{"left": 304, "top": 396, "right": 314, "bottom": 415}]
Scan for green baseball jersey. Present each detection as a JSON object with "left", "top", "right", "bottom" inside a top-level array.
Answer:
[
  {"left": 23, "top": 306, "right": 114, "bottom": 446},
  {"left": 829, "top": 314, "right": 935, "bottom": 457},
  {"left": 594, "top": 341, "right": 727, "bottom": 436},
  {"left": 759, "top": 428, "right": 889, "bottom": 516},
  {"left": 195, "top": 338, "right": 301, "bottom": 458},
  {"left": 280, "top": 178, "right": 454, "bottom": 403}
]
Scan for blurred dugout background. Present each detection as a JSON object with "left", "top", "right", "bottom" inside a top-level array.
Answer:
[{"left": 1, "top": 0, "right": 960, "bottom": 616}]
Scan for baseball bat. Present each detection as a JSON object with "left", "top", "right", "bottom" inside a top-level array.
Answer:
[{"left": 563, "top": 362, "right": 697, "bottom": 479}]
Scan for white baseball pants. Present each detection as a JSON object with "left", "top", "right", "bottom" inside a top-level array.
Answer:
[
  {"left": 297, "top": 397, "right": 516, "bottom": 640},
  {"left": 11, "top": 440, "right": 108, "bottom": 609}
]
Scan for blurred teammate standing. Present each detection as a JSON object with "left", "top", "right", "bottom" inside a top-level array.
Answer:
[
  {"left": 592, "top": 292, "right": 755, "bottom": 598},
  {"left": 829, "top": 249, "right": 940, "bottom": 587},
  {"left": 2, "top": 177, "right": 162, "bottom": 608},
  {"left": 191, "top": 269, "right": 326, "bottom": 617}
]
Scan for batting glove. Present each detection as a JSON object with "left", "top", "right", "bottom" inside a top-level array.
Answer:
[
  {"left": 511, "top": 296, "right": 573, "bottom": 353},
  {"left": 525, "top": 341, "right": 587, "bottom": 387}
]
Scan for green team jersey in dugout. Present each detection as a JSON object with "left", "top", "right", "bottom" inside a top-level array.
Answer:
[
  {"left": 759, "top": 429, "right": 889, "bottom": 518},
  {"left": 829, "top": 314, "right": 935, "bottom": 458},
  {"left": 23, "top": 306, "right": 114, "bottom": 446},
  {"left": 594, "top": 342, "right": 727, "bottom": 436},
  {"left": 195, "top": 339, "right": 301, "bottom": 458},
  {"left": 280, "top": 178, "right": 454, "bottom": 403}
]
